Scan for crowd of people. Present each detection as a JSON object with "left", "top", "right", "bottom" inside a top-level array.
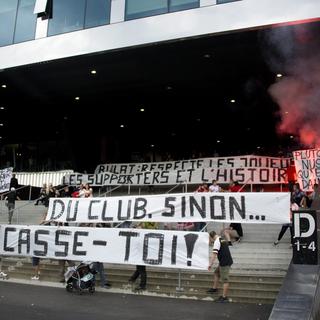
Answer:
[{"left": 273, "top": 182, "right": 317, "bottom": 246}]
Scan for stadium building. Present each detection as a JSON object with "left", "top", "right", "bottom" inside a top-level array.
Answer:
[{"left": 0, "top": 0, "right": 319, "bottom": 172}]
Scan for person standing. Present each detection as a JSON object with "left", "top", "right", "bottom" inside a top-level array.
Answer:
[
  {"left": 207, "top": 230, "right": 233, "bottom": 302},
  {"left": 209, "top": 180, "right": 221, "bottom": 192},
  {"left": 274, "top": 197, "right": 299, "bottom": 246},
  {"left": 9, "top": 174, "right": 19, "bottom": 190},
  {"left": 5, "top": 187, "right": 20, "bottom": 224},
  {"left": 31, "top": 257, "right": 41, "bottom": 280},
  {"left": 92, "top": 262, "right": 112, "bottom": 289},
  {"left": 229, "top": 180, "right": 242, "bottom": 192},
  {"left": 222, "top": 223, "right": 243, "bottom": 245},
  {"left": 196, "top": 183, "right": 209, "bottom": 192},
  {"left": 128, "top": 222, "right": 158, "bottom": 291}
]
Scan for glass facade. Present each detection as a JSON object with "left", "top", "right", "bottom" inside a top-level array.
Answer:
[
  {"left": 48, "top": 0, "right": 86, "bottom": 36},
  {"left": 217, "top": 0, "right": 240, "bottom": 4},
  {"left": 126, "top": 0, "right": 200, "bottom": 20},
  {"left": 14, "top": 0, "right": 37, "bottom": 44},
  {"left": 0, "top": 0, "right": 18, "bottom": 47},
  {"left": 48, "top": 0, "right": 111, "bottom": 36},
  {"left": 0, "top": 0, "right": 241, "bottom": 46},
  {"left": 169, "top": 0, "right": 199, "bottom": 13},
  {"left": 85, "top": 0, "right": 111, "bottom": 28},
  {"left": 126, "top": 0, "right": 168, "bottom": 21}
]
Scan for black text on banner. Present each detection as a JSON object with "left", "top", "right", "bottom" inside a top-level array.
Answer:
[
  {"left": 47, "top": 192, "right": 290, "bottom": 224},
  {"left": 0, "top": 226, "right": 209, "bottom": 270}
]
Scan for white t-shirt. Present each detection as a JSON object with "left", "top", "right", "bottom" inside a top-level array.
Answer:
[
  {"left": 212, "top": 236, "right": 221, "bottom": 254},
  {"left": 209, "top": 185, "right": 220, "bottom": 192}
]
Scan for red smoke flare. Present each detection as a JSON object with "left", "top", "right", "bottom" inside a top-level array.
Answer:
[{"left": 269, "top": 56, "right": 320, "bottom": 148}]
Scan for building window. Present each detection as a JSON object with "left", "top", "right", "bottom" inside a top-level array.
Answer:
[
  {"left": 126, "top": 0, "right": 168, "bottom": 21},
  {"left": 48, "top": 0, "right": 111, "bottom": 36},
  {"left": 169, "top": 0, "right": 199, "bottom": 13},
  {"left": 217, "top": 0, "right": 241, "bottom": 4},
  {"left": 48, "top": 0, "right": 86, "bottom": 36},
  {"left": 0, "top": 0, "right": 18, "bottom": 47},
  {"left": 125, "top": 0, "right": 199, "bottom": 21},
  {"left": 85, "top": 0, "right": 111, "bottom": 28},
  {"left": 14, "top": 0, "right": 37, "bottom": 44}
]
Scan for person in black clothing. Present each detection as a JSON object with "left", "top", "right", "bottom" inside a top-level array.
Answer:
[
  {"left": 34, "top": 183, "right": 47, "bottom": 206},
  {"left": 222, "top": 223, "right": 243, "bottom": 245},
  {"left": 128, "top": 266, "right": 146, "bottom": 290},
  {"left": 5, "top": 187, "right": 21, "bottom": 224},
  {"left": 128, "top": 222, "right": 158, "bottom": 290},
  {"left": 9, "top": 174, "right": 19, "bottom": 190},
  {"left": 207, "top": 230, "right": 233, "bottom": 302},
  {"left": 60, "top": 186, "right": 72, "bottom": 198}
]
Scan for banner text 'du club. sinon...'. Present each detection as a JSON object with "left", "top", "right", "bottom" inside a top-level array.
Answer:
[{"left": 47, "top": 192, "right": 290, "bottom": 224}]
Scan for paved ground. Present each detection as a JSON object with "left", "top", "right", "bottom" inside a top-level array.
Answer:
[{"left": 0, "top": 281, "right": 272, "bottom": 320}]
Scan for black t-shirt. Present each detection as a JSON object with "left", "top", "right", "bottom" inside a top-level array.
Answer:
[
  {"left": 7, "top": 191, "right": 17, "bottom": 204},
  {"left": 213, "top": 237, "right": 233, "bottom": 267},
  {"left": 230, "top": 223, "right": 243, "bottom": 237},
  {"left": 10, "top": 178, "right": 19, "bottom": 189}
]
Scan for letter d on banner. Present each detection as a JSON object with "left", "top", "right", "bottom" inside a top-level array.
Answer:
[
  {"left": 293, "top": 210, "right": 318, "bottom": 265},
  {"left": 293, "top": 213, "right": 315, "bottom": 238}
]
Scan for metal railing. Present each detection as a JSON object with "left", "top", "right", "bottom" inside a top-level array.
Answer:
[{"left": 0, "top": 184, "right": 75, "bottom": 224}]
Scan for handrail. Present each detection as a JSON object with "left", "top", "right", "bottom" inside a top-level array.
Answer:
[
  {"left": 166, "top": 181, "right": 186, "bottom": 194},
  {"left": 100, "top": 184, "right": 123, "bottom": 197},
  {"left": 1, "top": 184, "right": 74, "bottom": 217},
  {"left": 238, "top": 178, "right": 252, "bottom": 192}
]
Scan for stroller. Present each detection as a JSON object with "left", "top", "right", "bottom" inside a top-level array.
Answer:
[{"left": 65, "top": 262, "right": 96, "bottom": 294}]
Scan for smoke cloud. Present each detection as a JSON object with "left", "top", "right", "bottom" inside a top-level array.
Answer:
[{"left": 265, "top": 23, "right": 320, "bottom": 147}]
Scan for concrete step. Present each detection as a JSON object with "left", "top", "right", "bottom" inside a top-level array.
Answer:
[
  {"left": 1, "top": 256, "right": 285, "bottom": 304},
  {"left": 0, "top": 200, "right": 46, "bottom": 225}
]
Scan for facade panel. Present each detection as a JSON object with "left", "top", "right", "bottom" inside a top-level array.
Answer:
[
  {"left": 84, "top": 0, "right": 111, "bottom": 28},
  {"left": 169, "top": 0, "right": 199, "bottom": 13},
  {"left": 0, "top": 0, "right": 18, "bottom": 47},
  {"left": 125, "top": 0, "right": 168, "bottom": 20},
  {"left": 14, "top": 0, "right": 37, "bottom": 44},
  {"left": 217, "top": 0, "right": 240, "bottom": 4},
  {"left": 48, "top": 0, "right": 86, "bottom": 36}
]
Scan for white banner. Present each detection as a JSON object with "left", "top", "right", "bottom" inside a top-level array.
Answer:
[
  {"left": 95, "top": 156, "right": 291, "bottom": 174},
  {"left": 63, "top": 166, "right": 289, "bottom": 186},
  {"left": 0, "top": 225, "right": 209, "bottom": 270},
  {"left": 0, "top": 167, "right": 13, "bottom": 193},
  {"left": 63, "top": 155, "right": 290, "bottom": 186},
  {"left": 293, "top": 148, "right": 320, "bottom": 191},
  {"left": 47, "top": 192, "right": 290, "bottom": 224}
]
